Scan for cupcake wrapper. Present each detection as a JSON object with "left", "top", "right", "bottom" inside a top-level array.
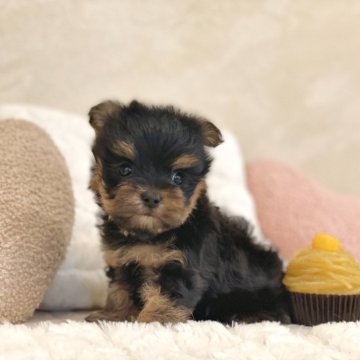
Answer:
[{"left": 290, "top": 292, "right": 360, "bottom": 326}]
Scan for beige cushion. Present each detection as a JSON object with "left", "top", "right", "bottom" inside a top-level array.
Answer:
[{"left": 0, "top": 120, "right": 74, "bottom": 323}]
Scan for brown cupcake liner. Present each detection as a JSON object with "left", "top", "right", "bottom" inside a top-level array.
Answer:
[{"left": 289, "top": 292, "right": 360, "bottom": 326}]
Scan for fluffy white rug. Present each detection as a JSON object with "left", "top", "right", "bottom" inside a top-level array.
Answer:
[{"left": 1, "top": 318, "right": 360, "bottom": 360}]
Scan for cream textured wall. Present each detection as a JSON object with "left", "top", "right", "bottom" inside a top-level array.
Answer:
[{"left": 1, "top": 0, "right": 359, "bottom": 195}]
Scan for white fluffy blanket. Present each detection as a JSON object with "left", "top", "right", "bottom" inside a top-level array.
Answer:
[{"left": 1, "top": 316, "right": 360, "bottom": 360}]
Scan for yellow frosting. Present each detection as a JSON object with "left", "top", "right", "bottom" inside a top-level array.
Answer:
[
  {"left": 312, "top": 234, "right": 342, "bottom": 251},
  {"left": 283, "top": 234, "right": 360, "bottom": 295}
]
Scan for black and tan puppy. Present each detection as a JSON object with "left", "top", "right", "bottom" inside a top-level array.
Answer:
[{"left": 86, "top": 100, "right": 290, "bottom": 324}]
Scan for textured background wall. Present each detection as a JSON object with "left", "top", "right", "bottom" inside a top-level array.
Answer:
[{"left": 1, "top": 0, "right": 359, "bottom": 195}]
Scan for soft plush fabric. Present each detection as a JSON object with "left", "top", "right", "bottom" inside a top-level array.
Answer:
[
  {"left": 0, "top": 120, "right": 74, "bottom": 323},
  {"left": 0, "top": 105, "right": 107, "bottom": 311},
  {"left": 0, "top": 104, "right": 265, "bottom": 311},
  {"left": 2, "top": 315, "right": 360, "bottom": 360},
  {"left": 247, "top": 159, "right": 360, "bottom": 261}
]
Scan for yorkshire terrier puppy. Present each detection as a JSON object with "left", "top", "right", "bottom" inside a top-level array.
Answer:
[{"left": 86, "top": 100, "right": 290, "bottom": 324}]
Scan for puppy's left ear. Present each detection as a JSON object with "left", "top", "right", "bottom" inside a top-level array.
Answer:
[
  {"left": 89, "top": 100, "right": 123, "bottom": 134},
  {"left": 198, "top": 119, "right": 223, "bottom": 147}
]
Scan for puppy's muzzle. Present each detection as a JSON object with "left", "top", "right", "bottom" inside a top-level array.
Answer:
[{"left": 141, "top": 190, "right": 162, "bottom": 209}]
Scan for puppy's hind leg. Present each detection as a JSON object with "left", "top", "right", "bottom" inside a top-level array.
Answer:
[{"left": 195, "top": 286, "right": 291, "bottom": 324}]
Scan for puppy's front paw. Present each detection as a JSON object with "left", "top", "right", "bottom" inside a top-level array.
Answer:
[
  {"left": 85, "top": 310, "right": 127, "bottom": 323},
  {"left": 136, "top": 306, "right": 191, "bottom": 324},
  {"left": 136, "top": 311, "right": 187, "bottom": 324},
  {"left": 136, "top": 311, "right": 156, "bottom": 324}
]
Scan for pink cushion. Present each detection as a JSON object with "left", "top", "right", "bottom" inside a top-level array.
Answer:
[{"left": 247, "top": 160, "right": 360, "bottom": 261}]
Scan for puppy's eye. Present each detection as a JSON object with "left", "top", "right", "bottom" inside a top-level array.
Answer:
[
  {"left": 171, "top": 171, "right": 183, "bottom": 185},
  {"left": 119, "top": 163, "right": 133, "bottom": 177}
]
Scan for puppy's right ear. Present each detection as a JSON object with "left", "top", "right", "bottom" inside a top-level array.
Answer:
[{"left": 89, "top": 100, "right": 123, "bottom": 134}]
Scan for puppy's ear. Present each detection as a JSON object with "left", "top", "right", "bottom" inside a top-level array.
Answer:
[
  {"left": 198, "top": 119, "right": 223, "bottom": 147},
  {"left": 89, "top": 100, "right": 123, "bottom": 134}
]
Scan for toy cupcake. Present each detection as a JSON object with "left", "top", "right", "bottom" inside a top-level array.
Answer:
[{"left": 283, "top": 234, "right": 360, "bottom": 325}]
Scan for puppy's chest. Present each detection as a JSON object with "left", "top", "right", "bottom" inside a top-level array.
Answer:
[{"left": 104, "top": 242, "right": 184, "bottom": 275}]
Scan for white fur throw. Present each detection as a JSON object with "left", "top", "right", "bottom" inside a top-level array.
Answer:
[
  {"left": 0, "top": 104, "right": 265, "bottom": 311},
  {"left": 1, "top": 317, "right": 360, "bottom": 360}
]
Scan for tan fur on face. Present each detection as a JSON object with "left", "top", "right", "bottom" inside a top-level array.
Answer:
[
  {"left": 157, "top": 179, "right": 206, "bottom": 226},
  {"left": 94, "top": 179, "right": 164, "bottom": 234},
  {"left": 91, "top": 160, "right": 206, "bottom": 234},
  {"left": 157, "top": 180, "right": 206, "bottom": 229},
  {"left": 171, "top": 154, "right": 199, "bottom": 170},
  {"left": 104, "top": 242, "right": 185, "bottom": 269},
  {"left": 188, "top": 178, "right": 206, "bottom": 210},
  {"left": 98, "top": 181, "right": 143, "bottom": 220},
  {"left": 90, "top": 164, "right": 154, "bottom": 230},
  {"left": 112, "top": 140, "right": 135, "bottom": 160},
  {"left": 137, "top": 285, "right": 191, "bottom": 323}
]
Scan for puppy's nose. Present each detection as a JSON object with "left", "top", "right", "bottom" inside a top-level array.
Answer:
[{"left": 141, "top": 191, "right": 162, "bottom": 208}]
